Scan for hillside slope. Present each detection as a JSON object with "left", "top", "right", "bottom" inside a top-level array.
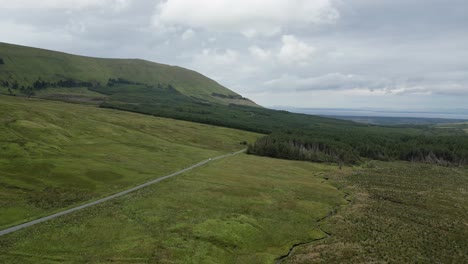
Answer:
[
  {"left": 2, "top": 43, "right": 466, "bottom": 167},
  {"left": 0, "top": 95, "right": 259, "bottom": 230},
  {"left": 0, "top": 42, "right": 257, "bottom": 106}
]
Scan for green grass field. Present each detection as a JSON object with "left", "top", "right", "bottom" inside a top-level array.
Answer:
[
  {"left": 285, "top": 161, "right": 468, "bottom": 263},
  {"left": 0, "top": 154, "right": 349, "bottom": 263},
  {"left": 0, "top": 95, "right": 259, "bottom": 230}
]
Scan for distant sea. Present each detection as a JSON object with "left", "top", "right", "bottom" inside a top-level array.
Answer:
[{"left": 271, "top": 107, "right": 468, "bottom": 120}]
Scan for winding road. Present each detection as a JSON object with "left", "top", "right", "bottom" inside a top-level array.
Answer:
[{"left": 0, "top": 149, "right": 246, "bottom": 237}]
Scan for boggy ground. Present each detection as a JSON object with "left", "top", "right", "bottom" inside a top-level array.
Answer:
[
  {"left": 0, "top": 154, "right": 350, "bottom": 263},
  {"left": 285, "top": 161, "right": 468, "bottom": 263}
]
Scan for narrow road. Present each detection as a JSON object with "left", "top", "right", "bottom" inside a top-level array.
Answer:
[{"left": 0, "top": 149, "right": 246, "bottom": 237}]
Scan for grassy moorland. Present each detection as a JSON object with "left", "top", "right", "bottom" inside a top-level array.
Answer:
[
  {"left": 0, "top": 42, "right": 255, "bottom": 106},
  {"left": 0, "top": 95, "right": 259, "bottom": 230},
  {"left": 0, "top": 154, "right": 350, "bottom": 263},
  {"left": 4, "top": 43, "right": 468, "bottom": 168},
  {"left": 285, "top": 161, "right": 468, "bottom": 263},
  {"left": 1, "top": 42, "right": 467, "bottom": 264}
]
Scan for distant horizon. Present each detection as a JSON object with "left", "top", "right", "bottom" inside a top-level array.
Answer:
[{"left": 271, "top": 106, "right": 468, "bottom": 120}]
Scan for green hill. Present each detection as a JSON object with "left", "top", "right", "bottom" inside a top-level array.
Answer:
[
  {"left": 1, "top": 44, "right": 468, "bottom": 263},
  {"left": 1, "top": 42, "right": 467, "bottom": 166},
  {"left": 0, "top": 42, "right": 257, "bottom": 106}
]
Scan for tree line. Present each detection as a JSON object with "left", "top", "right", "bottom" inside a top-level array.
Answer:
[
  {"left": 95, "top": 83, "right": 468, "bottom": 167},
  {"left": 2, "top": 75, "right": 466, "bottom": 168},
  {"left": 247, "top": 132, "right": 468, "bottom": 167},
  {"left": 0, "top": 77, "right": 101, "bottom": 97}
]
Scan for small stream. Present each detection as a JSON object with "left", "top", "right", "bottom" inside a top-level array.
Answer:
[{"left": 275, "top": 192, "right": 351, "bottom": 264}]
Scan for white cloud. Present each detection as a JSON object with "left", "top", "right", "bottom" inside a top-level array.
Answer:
[
  {"left": 196, "top": 48, "right": 239, "bottom": 66},
  {"left": 0, "top": 0, "right": 130, "bottom": 10},
  {"left": 249, "top": 46, "right": 272, "bottom": 61},
  {"left": 153, "top": 0, "right": 339, "bottom": 36},
  {"left": 264, "top": 73, "right": 366, "bottom": 91},
  {"left": 189, "top": 48, "right": 260, "bottom": 84},
  {"left": 0, "top": 20, "right": 74, "bottom": 47},
  {"left": 66, "top": 19, "right": 87, "bottom": 34},
  {"left": 278, "top": 35, "right": 316, "bottom": 65},
  {"left": 111, "top": 0, "right": 131, "bottom": 12},
  {"left": 387, "top": 83, "right": 468, "bottom": 96},
  {"left": 181, "top": 29, "right": 195, "bottom": 40},
  {"left": 263, "top": 72, "right": 468, "bottom": 97}
]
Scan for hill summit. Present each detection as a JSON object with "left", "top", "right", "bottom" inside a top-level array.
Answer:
[{"left": 0, "top": 42, "right": 257, "bottom": 107}]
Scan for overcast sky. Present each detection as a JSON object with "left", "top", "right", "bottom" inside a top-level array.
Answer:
[{"left": 1, "top": 0, "right": 467, "bottom": 110}]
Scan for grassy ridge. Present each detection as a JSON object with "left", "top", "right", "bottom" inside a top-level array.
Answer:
[
  {"left": 0, "top": 95, "right": 259, "bottom": 229},
  {"left": 90, "top": 83, "right": 468, "bottom": 167},
  {"left": 96, "top": 83, "right": 427, "bottom": 135},
  {"left": 5, "top": 42, "right": 465, "bottom": 167},
  {"left": 0, "top": 42, "right": 255, "bottom": 105},
  {"left": 0, "top": 154, "right": 349, "bottom": 263},
  {"left": 287, "top": 161, "right": 468, "bottom": 263}
]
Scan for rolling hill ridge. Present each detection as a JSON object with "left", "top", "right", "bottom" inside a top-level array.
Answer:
[
  {"left": 0, "top": 42, "right": 257, "bottom": 106},
  {"left": 1, "top": 42, "right": 467, "bottom": 166}
]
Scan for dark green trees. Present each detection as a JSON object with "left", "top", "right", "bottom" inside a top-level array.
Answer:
[
  {"left": 247, "top": 133, "right": 360, "bottom": 165},
  {"left": 12, "top": 81, "right": 19, "bottom": 89},
  {"left": 248, "top": 132, "right": 468, "bottom": 166}
]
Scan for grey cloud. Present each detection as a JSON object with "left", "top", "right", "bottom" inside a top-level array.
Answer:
[
  {"left": 264, "top": 73, "right": 369, "bottom": 91},
  {"left": 263, "top": 72, "right": 468, "bottom": 97},
  {"left": 153, "top": 0, "right": 339, "bottom": 37},
  {"left": 0, "top": 0, "right": 467, "bottom": 110}
]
